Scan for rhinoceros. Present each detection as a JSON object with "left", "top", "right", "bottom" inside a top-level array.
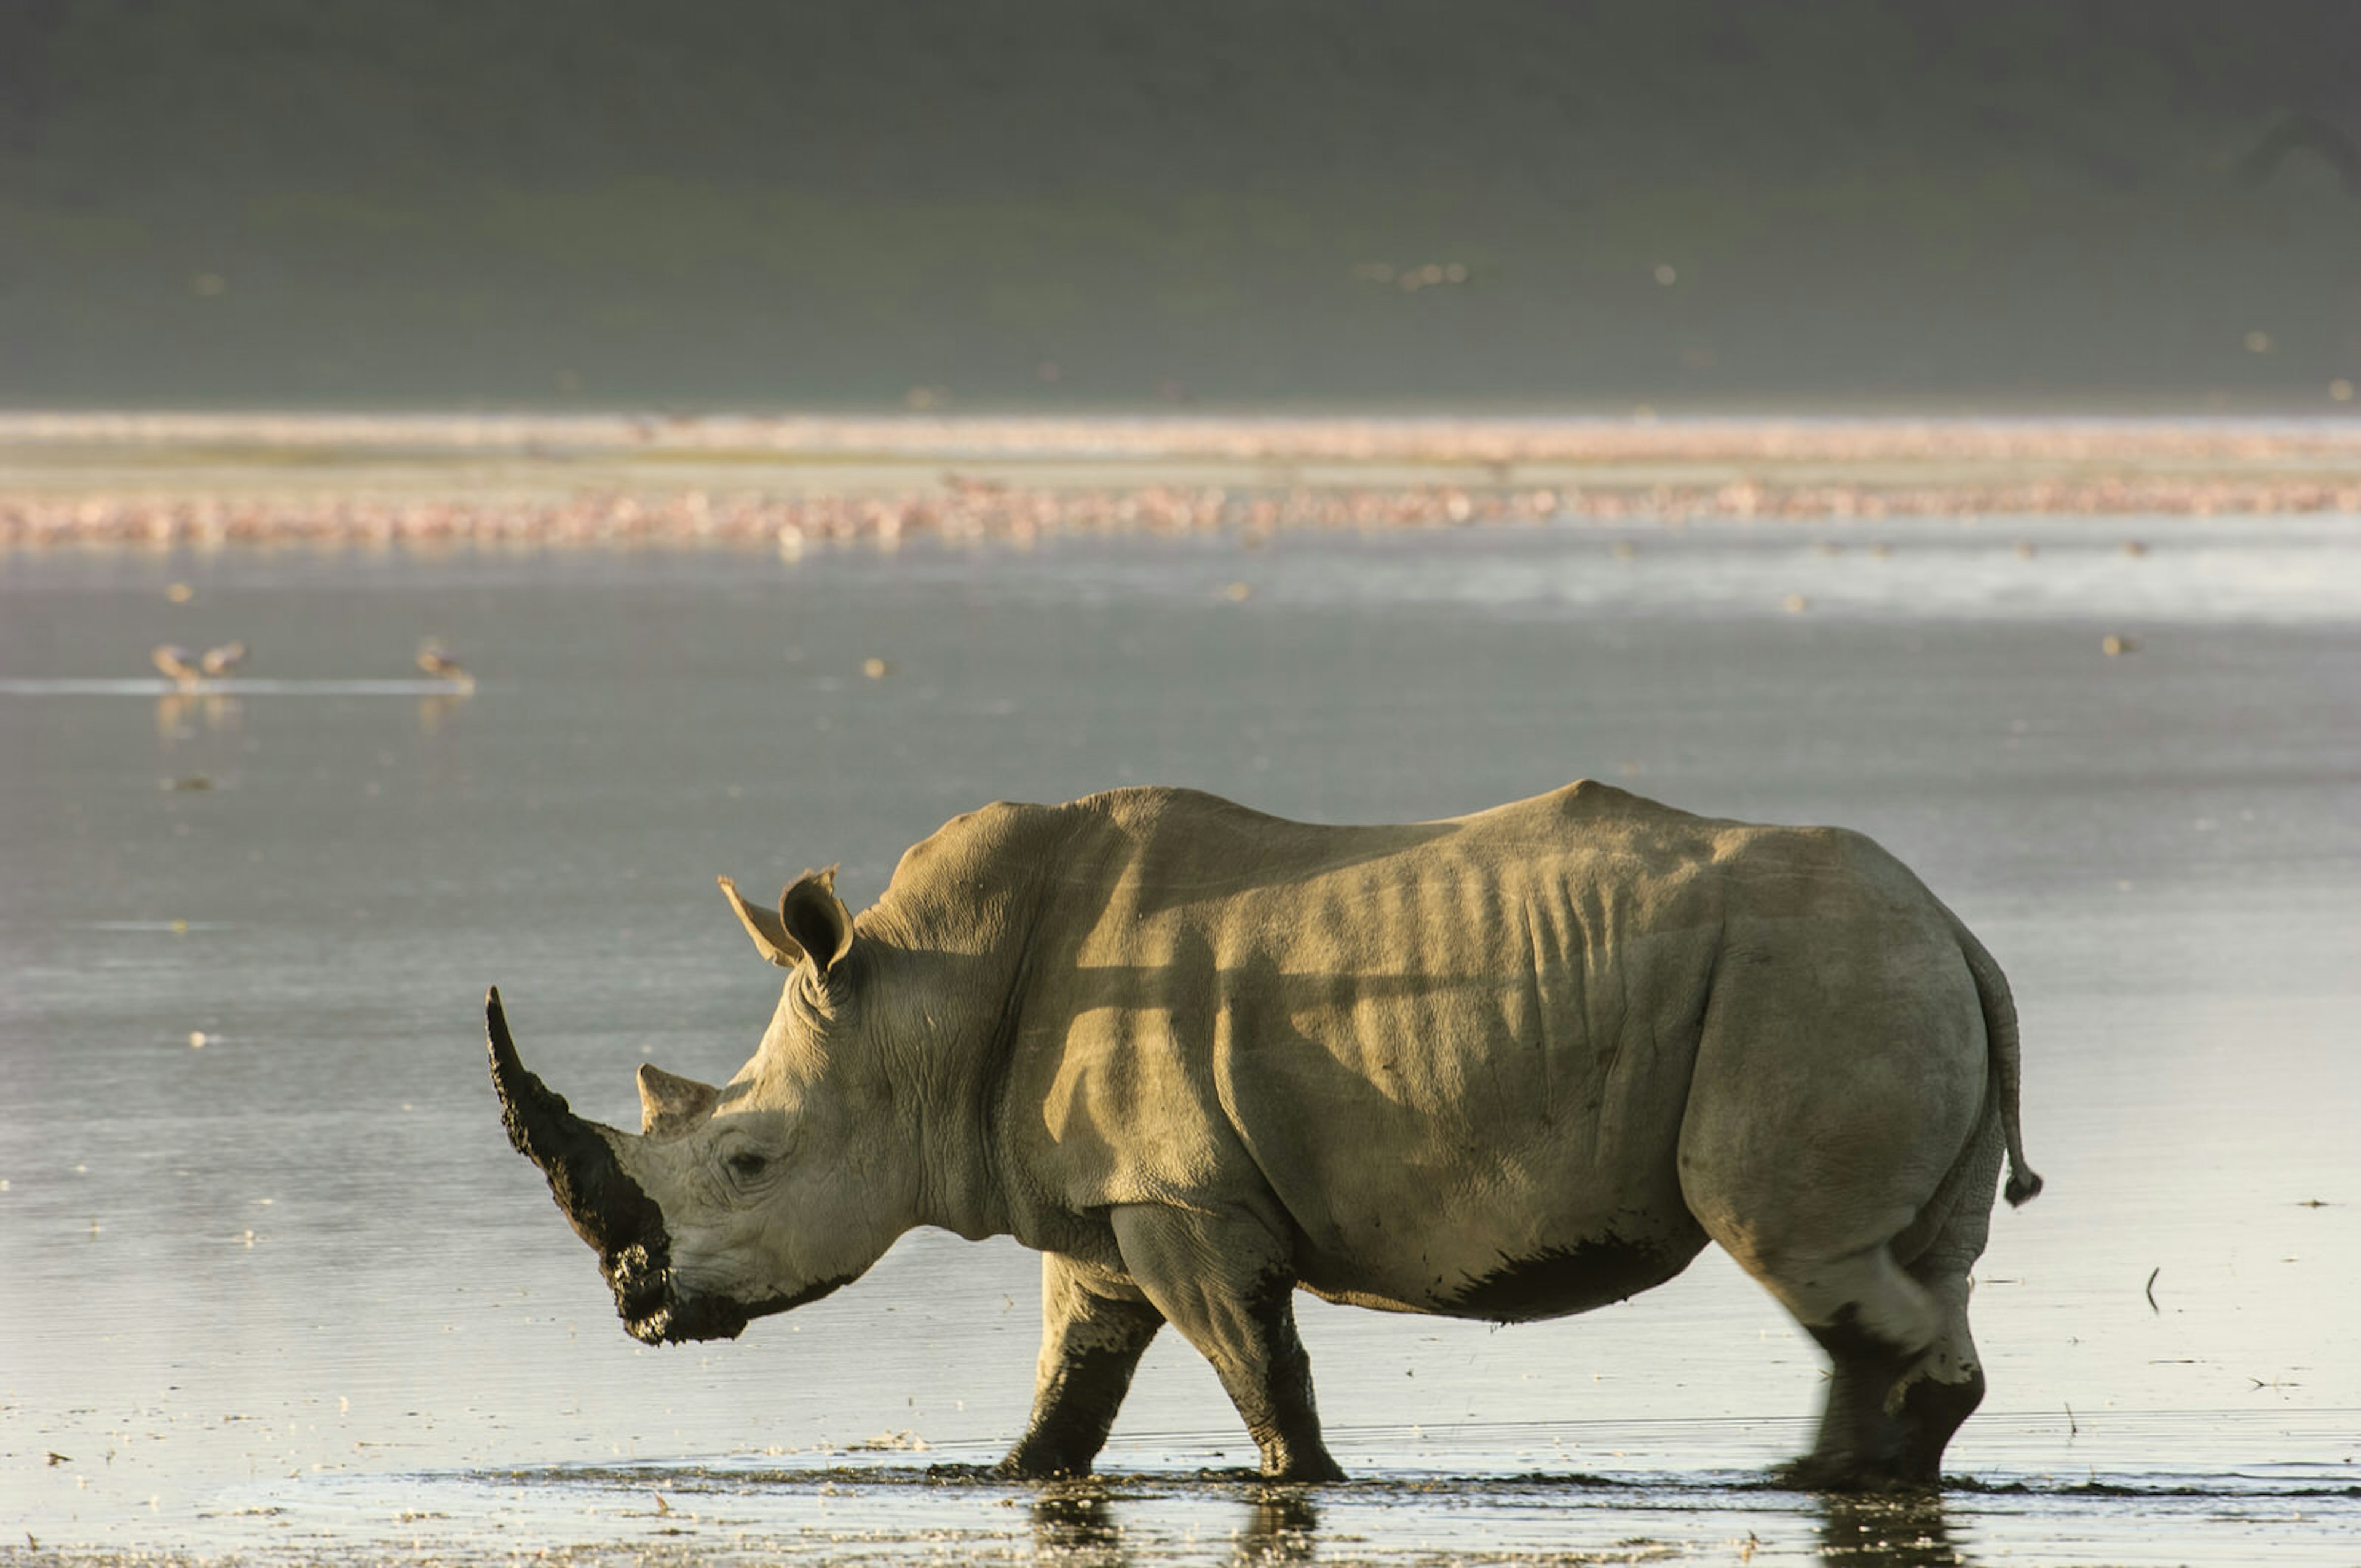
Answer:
[{"left": 488, "top": 781, "right": 2039, "bottom": 1489}]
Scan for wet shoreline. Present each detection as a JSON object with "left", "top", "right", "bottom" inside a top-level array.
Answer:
[{"left": 14, "top": 1440, "right": 2359, "bottom": 1568}]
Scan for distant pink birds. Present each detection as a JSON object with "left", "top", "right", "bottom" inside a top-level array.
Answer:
[{"left": 152, "top": 641, "right": 248, "bottom": 685}]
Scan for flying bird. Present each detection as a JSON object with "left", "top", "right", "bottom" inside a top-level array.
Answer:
[{"left": 151, "top": 645, "right": 204, "bottom": 686}]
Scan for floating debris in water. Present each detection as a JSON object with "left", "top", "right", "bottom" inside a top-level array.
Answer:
[
  {"left": 1221, "top": 581, "right": 1254, "bottom": 601},
  {"left": 189, "top": 1031, "right": 207, "bottom": 1049},
  {"left": 861, "top": 657, "right": 895, "bottom": 679},
  {"left": 2102, "top": 634, "right": 2140, "bottom": 656},
  {"left": 847, "top": 1430, "right": 931, "bottom": 1452},
  {"left": 163, "top": 775, "right": 214, "bottom": 790}
]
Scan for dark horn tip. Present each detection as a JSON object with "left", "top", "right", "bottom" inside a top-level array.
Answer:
[
  {"left": 486, "top": 988, "right": 516, "bottom": 1058},
  {"left": 484, "top": 988, "right": 566, "bottom": 1166}
]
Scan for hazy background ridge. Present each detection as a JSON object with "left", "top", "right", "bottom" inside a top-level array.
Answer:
[{"left": 4, "top": 0, "right": 2359, "bottom": 407}]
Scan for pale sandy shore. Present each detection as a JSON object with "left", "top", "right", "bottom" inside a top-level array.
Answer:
[{"left": 4, "top": 412, "right": 2357, "bottom": 549}]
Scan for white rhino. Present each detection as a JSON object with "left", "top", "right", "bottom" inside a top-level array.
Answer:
[{"left": 488, "top": 781, "right": 2039, "bottom": 1489}]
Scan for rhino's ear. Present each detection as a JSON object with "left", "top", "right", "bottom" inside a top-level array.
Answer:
[
  {"left": 637, "top": 1063, "right": 721, "bottom": 1136},
  {"left": 780, "top": 866, "right": 855, "bottom": 978},
  {"left": 718, "top": 874, "right": 807, "bottom": 969}
]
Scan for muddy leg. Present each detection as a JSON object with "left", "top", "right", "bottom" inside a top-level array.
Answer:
[
  {"left": 1110, "top": 1204, "right": 1342, "bottom": 1482},
  {"left": 997, "top": 1252, "right": 1167, "bottom": 1478},
  {"left": 1787, "top": 1256, "right": 1990, "bottom": 1489},
  {"left": 1790, "top": 1293, "right": 1937, "bottom": 1489}
]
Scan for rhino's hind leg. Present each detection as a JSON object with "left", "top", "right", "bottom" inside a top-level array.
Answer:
[
  {"left": 1803, "top": 1119, "right": 2011, "bottom": 1492},
  {"left": 1781, "top": 1290, "right": 1957, "bottom": 1489},
  {"left": 1779, "top": 1230, "right": 1991, "bottom": 1491},
  {"left": 997, "top": 1253, "right": 1167, "bottom": 1479},
  {"left": 1680, "top": 932, "right": 2007, "bottom": 1491},
  {"left": 1723, "top": 1121, "right": 2006, "bottom": 1491},
  {"left": 1109, "top": 1204, "right": 1343, "bottom": 1483}
]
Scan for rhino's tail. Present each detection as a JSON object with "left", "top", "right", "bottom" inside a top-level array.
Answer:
[{"left": 1950, "top": 915, "right": 2044, "bottom": 1207}]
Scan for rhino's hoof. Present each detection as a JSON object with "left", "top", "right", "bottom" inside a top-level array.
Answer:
[
  {"left": 993, "top": 1449, "right": 1093, "bottom": 1481},
  {"left": 1773, "top": 1456, "right": 1941, "bottom": 1494}
]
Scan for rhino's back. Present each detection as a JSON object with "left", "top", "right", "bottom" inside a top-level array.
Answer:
[{"left": 1007, "top": 781, "right": 1786, "bottom": 1315}]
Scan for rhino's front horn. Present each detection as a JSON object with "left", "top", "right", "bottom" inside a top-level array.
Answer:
[{"left": 484, "top": 987, "right": 680, "bottom": 1341}]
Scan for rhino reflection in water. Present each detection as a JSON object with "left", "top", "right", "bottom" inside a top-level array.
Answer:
[{"left": 487, "top": 781, "right": 2040, "bottom": 1490}]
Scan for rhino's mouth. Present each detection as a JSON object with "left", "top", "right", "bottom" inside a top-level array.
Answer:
[{"left": 630, "top": 1271, "right": 861, "bottom": 1345}]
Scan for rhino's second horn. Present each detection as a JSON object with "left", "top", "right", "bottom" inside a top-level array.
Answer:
[{"left": 484, "top": 987, "right": 678, "bottom": 1336}]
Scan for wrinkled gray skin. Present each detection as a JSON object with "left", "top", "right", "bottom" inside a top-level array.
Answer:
[{"left": 489, "top": 781, "right": 2041, "bottom": 1490}]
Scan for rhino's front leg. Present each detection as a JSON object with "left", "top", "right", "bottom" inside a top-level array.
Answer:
[
  {"left": 997, "top": 1252, "right": 1166, "bottom": 1478},
  {"left": 1110, "top": 1203, "right": 1343, "bottom": 1482}
]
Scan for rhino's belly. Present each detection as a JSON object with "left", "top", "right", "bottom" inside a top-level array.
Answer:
[{"left": 1292, "top": 1205, "right": 1709, "bottom": 1324}]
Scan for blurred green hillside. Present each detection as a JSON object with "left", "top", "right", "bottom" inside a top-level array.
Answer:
[{"left": 2, "top": 0, "right": 2357, "bottom": 407}]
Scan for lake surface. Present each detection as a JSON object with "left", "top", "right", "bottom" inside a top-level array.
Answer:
[{"left": 3, "top": 514, "right": 2359, "bottom": 1564}]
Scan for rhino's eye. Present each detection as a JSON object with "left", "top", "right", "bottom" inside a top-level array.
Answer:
[{"left": 726, "top": 1151, "right": 769, "bottom": 1181}]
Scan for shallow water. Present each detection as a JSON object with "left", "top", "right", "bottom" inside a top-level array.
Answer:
[{"left": 3, "top": 514, "right": 2359, "bottom": 1564}]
